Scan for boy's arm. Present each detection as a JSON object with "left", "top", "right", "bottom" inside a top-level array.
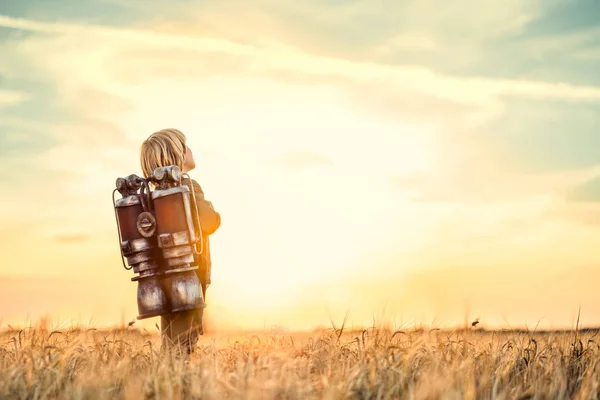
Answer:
[{"left": 188, "top": 179, "right": 221, "bottom": 235}]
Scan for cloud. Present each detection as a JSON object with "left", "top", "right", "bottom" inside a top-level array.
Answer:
[
  {"left": 3, "top": 14, "right": 600, "bottom": 108},
  {"left": 141, "top": 0, "right": 596, "bottom": 87},
  {"left": 274, "top": 150, "right": 332, "bottom": 169},
  {"left": 53, "top": 233, "right": 91, "bottom": 244},
  {"left": 0, "top": 13, "right": 597, "bottom": 240},
  {"left": 1, "top": 12, "right": 598, "bottom": 207},
  {"left": 550, "top": 203, "right": 600, "bottom": 227},
  {"left": 337, "top": 83, "right": 490, "bottom": 127},
  {"left": 0, "top": 89, "right": 29, "bottom": 107},
  {"left": 0, "top": 15, "right": 255, "bottom": 56},
  {"left": 572, "top": 47, "right": 600, "bottom": 61},
  {"left": 248, "top": 47, "right": 600, "bottom": 107},
  {"left": 3, "top": 12, "right": 598, "bottom": 204},
  {"left": 2, "top": 14, "right": 598, "bottom": 208},
  {"left": 2, "top": 13, "right": 597, "bottom": 223},
  {"left": 165, "top": 0, "right": 549, "bottom": 52},
  {"left": 523, "top": 0, "right": 600, "bottom": 37},
  {"left": 392, "top": 148, "right": 600, "bottom": 203},
  {"left": 570, "top": 176, "right": 600, "bottom": 203},
  {"left": 479, "top": 99, "right": 600, "bottom": 174}
]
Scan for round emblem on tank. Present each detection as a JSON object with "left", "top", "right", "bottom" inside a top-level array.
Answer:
[{"left": 137, "top": 212, "right": 157, "bottom": 238}]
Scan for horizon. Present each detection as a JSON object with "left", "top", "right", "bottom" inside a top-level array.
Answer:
[
  {"left": 1, "top": 307, "right": 598, "bottom": 334},
  {"left": 1, "top": 0, "right": 600, "bottom": 332}
]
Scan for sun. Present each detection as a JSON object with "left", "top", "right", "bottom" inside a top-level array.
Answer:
[{"left": 113, "top": 74, "right": 436, "bottom": 327}]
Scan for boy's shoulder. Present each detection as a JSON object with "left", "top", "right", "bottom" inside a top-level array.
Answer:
[{"left": 182, "top": 177, "right": 205, "bottom": 196}]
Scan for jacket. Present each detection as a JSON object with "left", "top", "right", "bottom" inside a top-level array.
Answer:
[{"left": 182, "top": 178, "right": 221, "bottom": 287}]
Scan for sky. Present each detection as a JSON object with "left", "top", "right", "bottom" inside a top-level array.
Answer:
[{"left": 1, "top": 0, "right": 600, "bottom": 332}]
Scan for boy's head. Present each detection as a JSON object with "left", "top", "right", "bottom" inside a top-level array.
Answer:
[{"left": 140, "top": 128, "right": 196, "bottom": 178}]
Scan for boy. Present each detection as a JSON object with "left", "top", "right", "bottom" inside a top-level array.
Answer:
[{"left": 140, "top": 128, "right": 221, "bottom": 353}]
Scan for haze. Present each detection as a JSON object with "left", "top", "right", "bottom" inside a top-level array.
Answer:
[{"left": 1, "top": 0, "right": 600, "bottom": 331}]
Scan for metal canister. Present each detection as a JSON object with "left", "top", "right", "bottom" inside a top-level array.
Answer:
[
  {"left": 114, "top": 174, "right": 169, "bottom": 319},
  {"left": 150, "top": 166, "right": 205, "bottom": 313}
]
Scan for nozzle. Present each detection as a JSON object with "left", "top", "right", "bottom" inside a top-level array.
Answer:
[
  {"left": 126, "top": 174, "right": 145, "bottom": 191},
  {"left": 151, "top": 165, "right": 182, "bottom": 187},
  {"left": 116, "top": 177, "right": 127, "bottom": 195}
]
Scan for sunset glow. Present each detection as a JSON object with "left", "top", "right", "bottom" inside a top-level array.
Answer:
[{"left": 1, "top": 0, "right": 600, "bottom": 332}]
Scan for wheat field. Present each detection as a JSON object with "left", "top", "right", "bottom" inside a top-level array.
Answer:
[{"left": 1, "top": 321, "right": 599, "bottom": 400}]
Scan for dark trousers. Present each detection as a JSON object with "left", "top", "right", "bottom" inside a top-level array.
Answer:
[
  {"left": 160, "top": 308, "right": 204, "bottom": 353},
  {"left": 160, "top": 284, "right": 206, "bottom": 353}
]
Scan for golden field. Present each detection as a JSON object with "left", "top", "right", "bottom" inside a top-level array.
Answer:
[{"left": 1, "top": 320, "right": 599, "bottom": 399}]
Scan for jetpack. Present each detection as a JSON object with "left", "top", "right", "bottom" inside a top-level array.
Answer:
[{"left": 112, "top": 165, "right": 205, "bottom": 319}]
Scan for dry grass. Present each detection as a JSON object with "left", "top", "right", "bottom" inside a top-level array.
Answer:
[{"left": 1, "top": 322, "right": 600, "bottom": 399}]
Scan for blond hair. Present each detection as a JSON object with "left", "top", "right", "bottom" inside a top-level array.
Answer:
[{"left": 140, "top": 129, "right": 187, "bottom": 178}]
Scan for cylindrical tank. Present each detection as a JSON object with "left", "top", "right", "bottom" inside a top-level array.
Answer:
[
  {"left": 114, "top": 175, "right": 169, "bottom": 319},
  {"left": 150, "top": 166, "right": 206, "bottom": 313}
]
